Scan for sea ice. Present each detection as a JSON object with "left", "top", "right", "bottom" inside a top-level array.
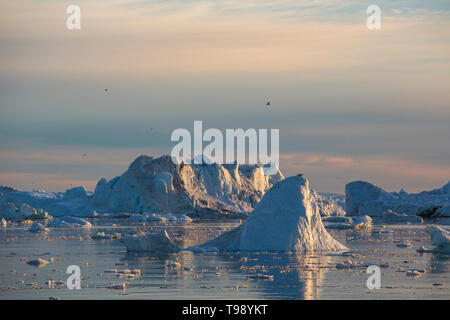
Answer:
[
  {"left": 26, "top": 258, "right": 49, "bottom": 267},
  {"left": 47, "top": 217, "right": 92, "bottom": 228}
]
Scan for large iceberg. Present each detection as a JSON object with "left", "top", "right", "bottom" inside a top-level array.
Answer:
[
  {"left": 0, "top": 155, "right": 345, "bottom": 219},
  {"left": 124, "top": 176, "right": 348, "bottom": 252},
  {"left": 92, "top": 155, "right": 284, "bottom": 217},
  {"left": 345, "top": 180, "right": 450, "bottom": 218}
]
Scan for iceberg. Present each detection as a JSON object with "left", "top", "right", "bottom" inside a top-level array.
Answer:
[
  {"left": 424, "top": 226, "right": 450, "bottom": 253},
  {"left": 345, "top": 180, "right": 450, "bottom": 218},
  {"left": 0, "top": 155, "right": 344, "bottom": 219},
  {"left": 92, "top": 155, "right": 284, "bottom": 217},
  {"left": 124, "top": 176, "right": 348, "bottom": 252}
]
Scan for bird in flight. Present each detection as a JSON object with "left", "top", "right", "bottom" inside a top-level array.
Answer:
[
  {"left": 266, "top": 101, "right": 270, "bottom": 106},
  {"left": 105, "top": 88, "right": 108, "bottom": 92}
]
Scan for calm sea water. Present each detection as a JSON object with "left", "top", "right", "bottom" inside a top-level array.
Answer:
[{"left": 0, "top": 220, "right": 448, "bottom": 299}]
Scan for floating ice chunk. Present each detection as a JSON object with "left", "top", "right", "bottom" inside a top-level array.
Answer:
[
  {"left": 246, "top": 274, "right": 274, "bottom": 281},
  {"left": 128, "top": 213, "right": 193, "bottom": 224},
  {"left": 416, "top": 246, "right": 429, "bottom": 253},
  {"left": 382, "top": 210, "right": 423, "bottom": 223},
  {"left": 406, "top": 269, "right": 426, "bottom": 277},
  {"left": 428, "top": 226, "right": 450, "bottom": 246},
  {"left": 323, "top": 216, "right": 353, "bottom": 223},
  {"left": 396, "top": 241, "right": 412, "bottom": 248},
  {"left": 26, "top": 258, "right": 49, "bottom": 267},
  {"left": 48, "top": 217, "right": 92, "bottom": 228},
  {"left": 324, "top": 215, "right": 372, "bottom": 230},
  {"left": 107, "top": 282, "right": 127, "bottom": 290},
  {"left": 122, "top": 230, "right": 180, "bottom": 252},
  {"left": 28, "top": 223, "right": 49, "bottom": 233},
  {"left": 91, "top": 232, "right": 121, "bottom": 240},
  {"left": 166, "top": 262, "right": 181, "bottom": 269},
  {"left": 424, "top": 226, "right": 450, "bottom": 253}
]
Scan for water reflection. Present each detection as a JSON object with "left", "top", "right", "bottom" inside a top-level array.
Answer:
[
  {"left": 222, "top": 252, "right": 330, "bottom": 299},
  {"left": 120, "top": 249, "right": 331, "bottom": 299},
  {"left": 428, "top": 253, "right": 450, "bottom": 274}
]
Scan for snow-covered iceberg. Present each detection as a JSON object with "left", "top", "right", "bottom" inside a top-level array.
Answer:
[
  {"left": 423, "top": 226, "right": 450, "bottom": 254},
  {"left": 0, "top": 155, "right": 344, "bottom": 219},
  {"left": 124, "top": 176, "right": 348, "bottom": 252},
  {"left": 345, "top": 180, "right": 450, "bottom": 218},
  {"left": 92, "top": 155, "right": 284, "bottom": 217}
]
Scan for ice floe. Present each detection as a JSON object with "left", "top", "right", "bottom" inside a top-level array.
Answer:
[
  {"left": 91, "top": 232, "right": 121, "bottom": 240},
  {"left": 128, "top": 213, "right": 193, "bottom": 223},
  {"left": 47, "top": 217, "right": 92, "bottom": 228},
  {"left": 323, "top": 215, "right": 372, "bottom": 230},
  {"left": 26, "top": 258, "right": 49, "bottom": 267},
  {"left": 28, "top": 223, "right": 50, "bottom": 233}
]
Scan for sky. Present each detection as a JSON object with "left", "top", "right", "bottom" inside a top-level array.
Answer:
[{"left": 0, "top": 0, "right": 449, "bottom": 194}]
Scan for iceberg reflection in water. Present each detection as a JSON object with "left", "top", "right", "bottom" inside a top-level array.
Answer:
[{"left": 121, "top": 249, "right": 330, "bottom": 300}]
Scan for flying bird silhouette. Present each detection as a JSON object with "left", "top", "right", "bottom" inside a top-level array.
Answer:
[{"left": 266, "top": 101, "right": 270, "bottom": 106}]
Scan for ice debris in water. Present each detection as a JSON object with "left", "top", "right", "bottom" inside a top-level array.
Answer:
[
  {"left": 91, "top": 232, "right": 121, "bottom": 240},
  {"left": 26, "top": 258, "right": 49, "bottom": 267},
  {"left": 246, "top": 274, "right": 274, "bottom": 281},
  {"left": 28, "top": 223, "right": 49, "bottom": 233},
  {"left": 47, "top": 217, "right": 92, "bottom": 228},
  {"left": 323, "top": 215, "right": 372, "bottom": 230},
  {"left": 396, "top": 241, "right": 413, "bottom": 248}
]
